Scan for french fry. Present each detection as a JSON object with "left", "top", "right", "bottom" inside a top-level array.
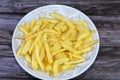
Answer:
[
  {"left": 25, "top": 32, "right": 37, "bottom": 41},
  {"left": 39, "top": 46, "right": 45, "bottom": 62},
  {"left": 43, "top": 33, "right": 53, "bottom": 64},
  {"left": 32, "top": 20, "right": 42, "bottom": 33},
  {"left": 25, "top": 23, "right": 30, "bottom": 32},
  {"left": 47, "top": 38, "right": 58, "bottom": 42},
  {"left": 68, "top": 52, "right": 73, "bottom": 61},
  {"left": 84, "top": 30, "right": 96, "bottom": 42},
  {"left": 17, "top": 43, "right": 25, "bottom": 56},
  {"left": 48, "top": 24, "right": 55, "bottom": 29},
  {"left": 84, "top": 40, "right": 99, "bottom": 48},
  {"left": 47, "top": 64, "right": 52, "bottom": 73},
  {"left": 72, "top": 54, "right": 82, "bottom": 59},
  {"left": 31, "top": 18, "right": 37, "bottom": 29},
  {"left": 84, "top": 36, "right": 92, "bottom": 42},
  {"left": 21, "top": 40, "right": 31, "bottom": 55},
  {"left": 75, "top": 25, "right": 81, "bottom": 32},
  {"left": 43, "top": 56, "right": 49, "bottom": 66},
  {"left": 52, "top": 49, "right": 66, "bottom": 56},
  {"left": 61, "top": 29, "right": 75, "bottom": 40},
  {"left": 62, "top": 64, "right": 75, "bottom": 71},
  {"left": 19, "top": 25, "right": 28, "bottom": 34},
  {"left": 29, "top": 32, "right": 41, "bottom": 54},
  {"left": 55, "top": 52, "right": 68, "bottom": 59},
  {"left": 43, "top": 29, "right": 59, "bottom": 35},
  {"left": 42, "top": 18, "right": 59, "bottom": 23},
  {"left": 69, "top": 30, "right": 77, "bottom": 41},
  {"left": 74, "top": 40, "right": 83, "bottom": 49},
  {"left": 72, "top": 20, "right": 88, "bottom": 28},
  {"left": 53, "top": 58, "right": 69, "bottom": 77},
  {"left": 61, "top": 25, "right": 68, "bottom": 32},
  {"left": 62, "top": 42, "right": 76, "bottom": 53},
  {"left": 61, "top": 31, "right": 68, "bottom": 40},
  {"left": 76, "top": 47, "right": 93, "bottom": 55},
  {"left": 29, "top": 43, "right": 35, "bottom": 54},
  {"left": 48, "top": 39, "right": 59, "bottom": 47},
  {"left": 90, "top": 30, "right": 96, "bottom": 36},
  {"left": 67, "top": 57, "right": 85, "bottom": 64},
  {"left": 25, "top": 54, "right": 31, "bottom": 64},
  {"left": 54, "top": 22, "right": 64, "bottom": 34},
  {"left": 50, "top": 12, "right": 75, "bottom": 29},
  {"left": 35, "top": 44, "right": 44, "bottom": 70},
  {"left": 66, "top": 29, "right": 74, "bottom": 38},
  {"left": 32, "top": 52, "right": 39, "bottom": 70},
  {"left": 20, "top": 33, "right": 34, "bottom": 40},
  {"left": 63, "top": 40, "right": 73, "bottom": 47},
  {"left": 40, "top": 21, "right": 49, "bottom": 30},
  {"left": 46, "top": 64, "right": 50, "bottom": 74},
  {"left": 77, "top": 31, "right": 90, "bottom": 40}
]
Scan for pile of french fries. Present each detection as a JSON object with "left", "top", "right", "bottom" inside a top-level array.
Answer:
[{"left": 17, "top": 12, "right": 99, "bottom": 77}]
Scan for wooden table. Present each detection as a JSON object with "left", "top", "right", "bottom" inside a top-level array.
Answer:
[{"left": 0, "top": 0, "right": 120, "bottom": 80}]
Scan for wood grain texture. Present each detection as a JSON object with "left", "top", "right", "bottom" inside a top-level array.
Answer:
[{"left": 0, "top": 0, "right": 120, "bottom": 15}]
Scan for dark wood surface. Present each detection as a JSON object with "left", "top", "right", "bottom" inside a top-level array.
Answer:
[{"left": 0, "top": 0, "right": 120, "bottom": 80}]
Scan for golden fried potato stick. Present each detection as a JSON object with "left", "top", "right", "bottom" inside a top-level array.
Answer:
[
  {"left": 50, "top": 13, "right": 75, "bottom": 29},
  {"left": 61, "top": 25, "right": 68, "bottom": 32},
  {"left": 52, "top": 49, "right": 66, "bottom": 56},
  {"left": 74, "top": 40, "right": 83, "bottom": 49},
  {"left": 77, "top": 31, "right": 90, "bottom": 40},
  {"left": 25, "top": 54, "right": 31, "bottom": 64},
  {"left": 25, "top": 32, "right": 37, "bottom": 41},
  {"left": 53, "top": 58, "right": 69, "bottom": 77},
  {"left": 17, "top": 43, "right": 25, "bottom": 56},
  {"left": 40, "top": 21, "right": 48, "bottom": 30},
  {"left": 32, "top": 52, "right": 39, "bottom": 70},
  {"left": 62, "top": 64, "right": 75, "bottom": 71},
  {"left": 42, "top": 18, "right": 59, "bottom": 23},
  {"left": 43, "top": 29, "right": 59, "bottom": 35},
  {"left": 35, "top": 44, "right": 44, "bottom": 70},
  {"left": 54, "top": 52, "right": 68, "bottom": 60},
  {"left": 19, "top": 25, "right": 28, "bottom": 34},
  {"left": 54, "top": 22, "right": 64, "bottom": 34},
  {"left": 29, "top": 32, "right": 42, "bottom": 54},
  {"left": 72, "top": 20, "right": 88, "bottom": 28},
  {"left": 32, "top": 20, "right": 42, "bottom": 33},
  {"left": 48, "top": 23, "right": 56, "bottom": 29},
  {"left": 76, "top": 47, "right": 93, "bottom": 55},
  {"left": 50, "top": 45, "right": 61, "bottom": 52},
  {"left": 21, "top": 40, "right": 31, "bottom": 55},
  {"left": 84, "top": 40, "right": 99, "bottom": 48},
  {"left": 25, "top": 23, "right": 30, "bottom": 32},
  {"left": 67, "top": 57, "right": 85, "bottom": 64},
  {"left": 31, "top": 18, "right": 37, "bottom": 29},
  {"left": 43, "top": 33, "right": 53, "bottom": 64},
  {"left": 39, "top": 47, "right": 45, "bottom": 62},
  {"left": 62, "top": 41, "right": 76, "bottom": 53},
  {"left": 68, "top": 52, "right": 73, "bottom": 61}
]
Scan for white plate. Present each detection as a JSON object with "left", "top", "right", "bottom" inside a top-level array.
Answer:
[{"left": 12, "top": 5, "right": 100, "bottom": 80}]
